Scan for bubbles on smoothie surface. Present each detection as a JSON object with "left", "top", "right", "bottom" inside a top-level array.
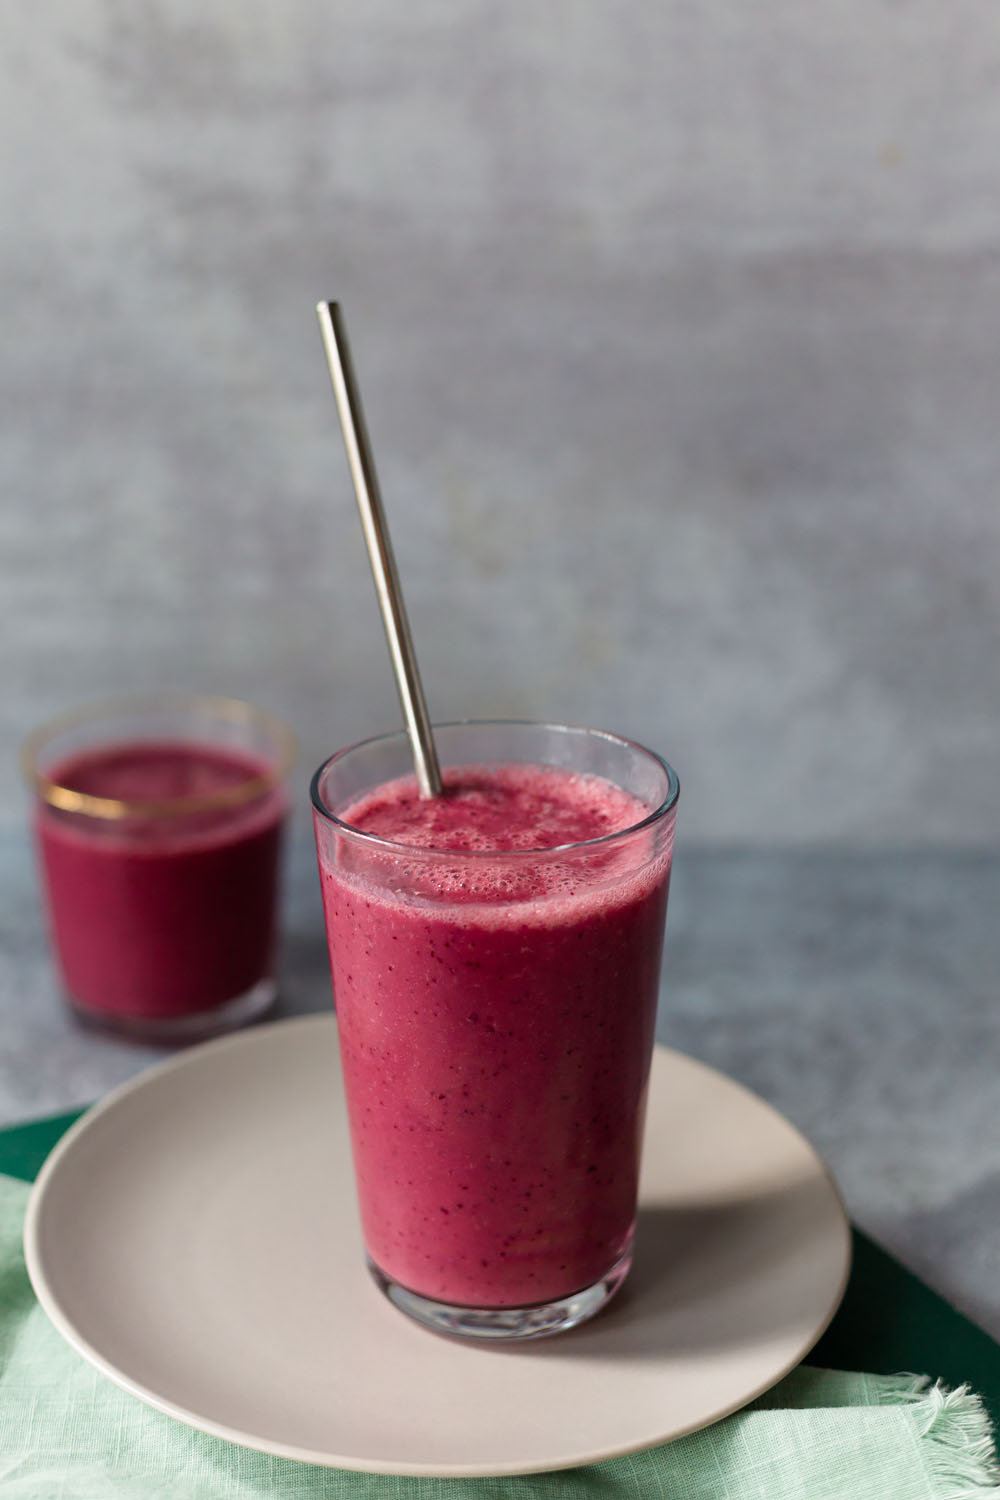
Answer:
[{"left": 340, "top": 764, "right": 647, "bottom": 852}]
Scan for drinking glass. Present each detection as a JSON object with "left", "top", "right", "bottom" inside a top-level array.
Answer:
[
  {"left": 24, "top": 693, "right": 295, "bottom": 1042},
  {"left": 312, "top": 721, "right": 678, "bottom": 1339}
]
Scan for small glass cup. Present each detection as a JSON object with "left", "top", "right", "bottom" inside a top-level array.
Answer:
[
  {"left": 23, "top": 693, "right": 296, "bottom": 1043},
  {"left": 312, "top": 721, "right": 678, "bottom": 1340}
]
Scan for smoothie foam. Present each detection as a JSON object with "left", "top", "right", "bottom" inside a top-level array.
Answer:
[{"left": 319, "top": 763, "right": 672, "bottom": 1309}]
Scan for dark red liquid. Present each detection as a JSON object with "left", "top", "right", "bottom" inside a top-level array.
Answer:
[
  {"left": 317, "top": 764, "right": 672, "bottom": 1308},
  {"left": 36, "top": 741, "right": 286, "bottom": 1022}
]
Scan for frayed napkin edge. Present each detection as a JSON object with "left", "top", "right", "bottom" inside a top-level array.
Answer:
[{"left": 873, "top": 1374, "right": 1000, "bottom": 1497}]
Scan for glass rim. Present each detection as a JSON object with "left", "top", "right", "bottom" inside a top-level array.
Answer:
[
  {"left": 22, "top": 693, "right": 297, "bottom": 822},
  {"left": 310, "top": 719, "right": 679, "bottom": 860}
]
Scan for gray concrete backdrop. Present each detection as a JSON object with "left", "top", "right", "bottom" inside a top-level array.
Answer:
[{"left": 4, "top": 0, "right": 1000, "bottom": 843}]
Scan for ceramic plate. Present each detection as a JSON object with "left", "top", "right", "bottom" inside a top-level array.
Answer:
[{"left": 24, "top": 1015, "right": 849, "bottom": 1476}]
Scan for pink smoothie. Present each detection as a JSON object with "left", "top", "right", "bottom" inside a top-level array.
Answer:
[
  {"left": 36, "top": 741, "right": 286, "bottom": 1021},
  {"left": 317, "top": 763, "right": 672, "bottom": 1309}
]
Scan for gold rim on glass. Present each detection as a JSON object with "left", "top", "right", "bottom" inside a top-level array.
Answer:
[{"left": 21, "top": 694, "right": 297, "bottom": 822}]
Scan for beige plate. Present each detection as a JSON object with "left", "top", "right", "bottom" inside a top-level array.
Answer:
[{"left": 24, "top": 1015, "right": 850, "bottom": 1477}]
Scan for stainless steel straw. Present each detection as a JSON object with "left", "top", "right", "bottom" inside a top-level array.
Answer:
[{"left": 316, "top": 301, "right": 443, "bottom": 798}]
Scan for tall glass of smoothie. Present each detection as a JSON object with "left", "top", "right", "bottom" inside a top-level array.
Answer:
[
  {"left": 312, "top": 721, "right": 678, "bottom": 1340},
  {"left": 24, "top": 694, "right": 295, "bottom": 1042}
]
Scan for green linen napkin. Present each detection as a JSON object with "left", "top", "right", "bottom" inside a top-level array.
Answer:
[{"left": 2, "top": 1175, "right": 997, "bottom": 1500}]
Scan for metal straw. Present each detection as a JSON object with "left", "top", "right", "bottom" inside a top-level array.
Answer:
[{"left": 316, "top": 301, "right": 443, "bottom": 798}]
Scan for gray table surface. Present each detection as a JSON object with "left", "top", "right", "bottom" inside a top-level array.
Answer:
[{"left": 2, "top": 827, "right": 997, "bottom": 1341}]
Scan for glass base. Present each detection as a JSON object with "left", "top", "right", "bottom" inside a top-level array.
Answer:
[
  {"left": 68, "top": 977, "right": 277, "bottom": 1044},
  {"left": 366, "top": 1244, "right": 633, "bottom": 1342}
]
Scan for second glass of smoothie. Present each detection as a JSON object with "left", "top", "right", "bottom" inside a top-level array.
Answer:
[
  {"left": 25, "top": 694, "right": 294, "bottom": 1042},
  {"left": 312, "top": 721, "right": 678, "bottom": 1340}
]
